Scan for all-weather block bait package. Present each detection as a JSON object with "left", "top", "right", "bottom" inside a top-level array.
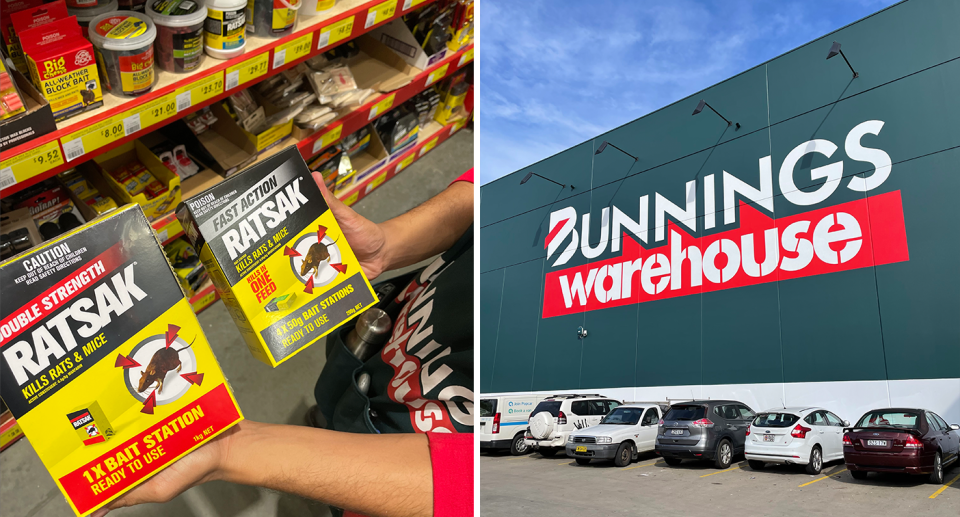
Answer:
[
  {"left": 0, "top": 204, "right": 243, "bottom": 517},
  {"left": 177, "top": 146, "right": 378, "bottom": 367}
]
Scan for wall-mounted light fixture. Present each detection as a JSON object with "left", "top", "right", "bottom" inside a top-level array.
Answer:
[
  {"left": 595, "top": 140, "right": 638, "bottom": 161},
  {"left": 692, "top": 99, "right": 740, "bottom": 130},
  {"left": 520, "top": 171, "right": 573, "bottom": 190},
  {"left": 827, "top": 41, "right": 858, "bottom": 78}
]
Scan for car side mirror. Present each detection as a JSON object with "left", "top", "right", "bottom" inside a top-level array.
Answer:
[
  {"left": 950, "top": 424, "right": 959, "bottom": 431},
  {"left": 842, "top": 420, "right": 850, "bottom": 427}
]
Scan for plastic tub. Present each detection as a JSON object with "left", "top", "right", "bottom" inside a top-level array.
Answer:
[
  {"left": 89, "top": 12, "right": 157, "bottom": 97},
  {"left": 300, "top": 0, "right": 333, "bottom": 17},
  {"left": 69, "top": 0, "right": 119, "bottom": 38},
  {"left": 146, "top": 0, "right": 207, "bottom": 72},
  {"left": 203, "top": 0, "right": 246, "bottom": 59},
  {"left": 247, "top": 0, "right": 299, "bottom": 38}
]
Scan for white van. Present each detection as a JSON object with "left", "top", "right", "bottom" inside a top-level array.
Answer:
[{"left": 479, "top": 395, "right": 542, "bottom": 455}]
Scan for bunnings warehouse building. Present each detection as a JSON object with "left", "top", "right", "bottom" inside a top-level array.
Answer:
[{"left": 479, "top": 0, "right": 960, "bottom": 424}]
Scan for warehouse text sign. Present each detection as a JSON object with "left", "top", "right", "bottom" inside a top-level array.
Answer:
[{"left": 542, "top": 120, "right": 910, "bottom": 317}]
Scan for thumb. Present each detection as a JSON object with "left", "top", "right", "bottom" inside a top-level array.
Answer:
[{"left": 311, "top": 171, "right": 359, "bottom": 223}]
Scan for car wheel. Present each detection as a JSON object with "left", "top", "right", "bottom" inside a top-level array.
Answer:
[
  {"left": 575, "top": 458, "right": 591, "bottom": 465},
  {"left": 929, "top": 452, "right": 943, "bottom": 484},
  {"left": 614, "top": 442, "right": 632, "bottom": 467},
  {"left": 805, "top": 446, "right": 823, "bottom": 475},
  {"left": 510, "top": 434, "right": 529, "bottom": 456},
  {"left": 663, "top": 457, "right": 682, "bottom": 466},
  {"left": 539, "top": 447, "right": 558, "bottom": 457},
  {"left": 850, "top": 470, "right": 868, "bottom": 480},
  {"left": 747, "top": 460, "right": 765, "bottom": 470},
  {"left": 714, "top": 439, "right": 733, "bottom": 469}
]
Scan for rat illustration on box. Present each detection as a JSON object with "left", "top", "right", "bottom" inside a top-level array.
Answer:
[{"left": 137, "top": 337, "right": 195, "bottom": 395}]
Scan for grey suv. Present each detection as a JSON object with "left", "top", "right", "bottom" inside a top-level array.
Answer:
[{"left": 655, "top": 400, "right": 756, "bottom": 469}]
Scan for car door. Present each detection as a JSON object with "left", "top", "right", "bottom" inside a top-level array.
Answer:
[
  {"left": 930, "top": 412, "right": 959, "bottom": 463},
  {"left": 587, "top": 400, "right": 609, "bottom": 428},
  {"left": 935, "top": 413, "right": 960, "bottom": 462},
  {"left": 804, "top": 411, "right": 831, "bottom": 458},
  {"left": 637, "top": 408, "right": 659, "bottom": 451},
  {"left": 713, "top": 404, "right": 742, "bottom": 449},
  {"left": 823, "top": 411, "right": 846, "bottom": 460},
  {"left": 569, "top": 401, "right": 590, "bottom": 432}
]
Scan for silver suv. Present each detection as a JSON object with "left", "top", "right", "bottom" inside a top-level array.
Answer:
[
  {"left": 524, "top": 395, "right": 621, "bottom": 456},
  {"left": 655, "top": 400, "right": 756, "bottom": 469}
]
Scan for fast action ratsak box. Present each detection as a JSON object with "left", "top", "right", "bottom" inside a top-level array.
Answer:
[
  {"left": 0, "top": 204, "right": 243, "bottom": 517},
  {"left": 176, "top": 146, "right": 378, "bottom": 367}
]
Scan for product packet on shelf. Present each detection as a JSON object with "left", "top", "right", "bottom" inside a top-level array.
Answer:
[
  {"left": 0, "top": 204, "right": 244, "bottom": 516},
  {"left": 176, "top": 146, "right": 378, "bottom": 367}
]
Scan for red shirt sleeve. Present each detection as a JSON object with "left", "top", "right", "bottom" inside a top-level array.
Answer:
[
  {"left": 451, "top": 168, "right": 474, "bottom": 185},
  {"left": 428, "top": 432, "right": 473, "bottom": 517}
]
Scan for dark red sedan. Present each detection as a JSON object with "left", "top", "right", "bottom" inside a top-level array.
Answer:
[{"left": 843, "top": 408, "right": 960, "bottom": 483}]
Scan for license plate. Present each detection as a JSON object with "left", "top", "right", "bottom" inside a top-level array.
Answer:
[
  {"left": 576, "top": 446, "right": 587, "bottom": 452},
  {"left": 670, "top": 429, "right": 684, "bottom": 435},
  {"left": 866, "top": 440, "right": 887, "bottom": 446},
  {"left": 763, "top": 435, "right": 775, "bottom": 442}
]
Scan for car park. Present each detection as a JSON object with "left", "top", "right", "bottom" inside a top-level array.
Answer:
[
  {"left": 524, "top": 394, "right": 621, "bottom": 456},
  {"left": 656, "top": 400, "right": 756, "bottom": 469},
  {"left": 564, "top": 403, "right": 668, "bottom": 467},
  {"left": 844, "top": 408, "right": 960, "bottom": 484},
  {"left": 479, "top": 395, "right": 543, "bottom": 455},
  {"left": 745, "top": 407, "right": 849, "bottom": 475}
]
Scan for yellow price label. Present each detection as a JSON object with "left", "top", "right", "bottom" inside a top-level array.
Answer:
[
  {"left": 61, "top": 113, "right": 129, "bottom": 161},
  {"left": 367, "top": 172, "right": 387, "bottom": 193},
  {"left": 130, "top": 92, "right": 178, "bottom": 129},
  {"left": 317, "top": 16, "right": 354, "bottom": 49},
  {"left": 226, "top": 53, "right": 269, "bottom": 90},
  {"left": 364, "top": 0, "right": 396, "bottom": 29},
  {"left": 154, "top": 217, "right": 182, "bottom": 244},
  {"left": 458, "top": 47, "right": 474, "bottom": 67},
  {"left": 0, "top": 140, "right": 64, "bottom": 189},
  {"left": 176, "top": 73, "right": 224, "bottom": 112},
  {"left": 274, "top": 32, "right": 313, "bottom": 69},
  {"left": 401, "top": 0, "right": 428, "bottom": 11},
  {"left": 419, "top": 136, "right": 439, "bottom": 157},
  {"left": 343, "top": 191, "right": 360, "bottom": 206},
  {"left": 451, "top": 118, "right": 466, "bottom": 135},
  {"left": 425, "top": 63, "right": 450, "bottom": 87},
  {"left": 368, "top": 93, "right": 396, "bottom": 121},
  {"left": 313, "top": 124, "right": 343, "bottom": 154},
  {"left": 191, "top": 290, "right": 217, "bottom": 313},
  {"left": 395, "top": 153, "right": 415, "bottom": 173}
]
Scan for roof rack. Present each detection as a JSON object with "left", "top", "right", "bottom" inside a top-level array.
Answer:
[{"left": 544, "top": 394, "right": 604, "bottom": 400}]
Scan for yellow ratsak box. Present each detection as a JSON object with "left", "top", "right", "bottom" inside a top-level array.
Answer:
[
  {"left": 177, "top": 146, "right": 378, "bottom": 367},
  {"left": 0, "top": 204, "right": 243, "bottom": 517}
]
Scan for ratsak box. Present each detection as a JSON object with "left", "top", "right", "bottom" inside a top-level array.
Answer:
[
  {"left": 176, "top": 146, "right": 378, "bottom": 367},
  {"left": 0, "top": 204, "right": 243, "bottom": 516}
]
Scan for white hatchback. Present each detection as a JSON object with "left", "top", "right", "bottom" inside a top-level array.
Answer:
[{"left": 745, "top": 407, "right": 850, "bottom": 475}]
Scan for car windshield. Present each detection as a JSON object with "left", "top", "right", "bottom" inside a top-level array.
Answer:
[
  {"left": 600, "top": 408, "right": 643, "bottom": 425},
  {"left": 856, "top": 411, "right": 920, "bottom": 429},
  {"left": 480, "top": 399, "right": 497, "bottom": 417},
  {"left": 753, "top": 413, "right": 800, "bottom": 427},
  {"left": 531, "top": 401, "right": 562, "bottom": 418},
  {"left": 665, "top": 405, "right": 706, "bottom": 421}
]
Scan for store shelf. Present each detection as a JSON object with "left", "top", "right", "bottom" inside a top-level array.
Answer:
[
  {"left": 190, "top": 280, "right": 219, "bottom": 314},
  {"left": 0, "top": 414, "right": 24, "bottom": 452},
  {"left": 0, "top": 0, "right": 446, "bottom": 196}
]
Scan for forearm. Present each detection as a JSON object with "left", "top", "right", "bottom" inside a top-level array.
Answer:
[
  {"left": 218, "top": 422, "right": 432, "bottom": 517},
  {"left": 377, "top": 180, "right": 473, "bottom": 272}
]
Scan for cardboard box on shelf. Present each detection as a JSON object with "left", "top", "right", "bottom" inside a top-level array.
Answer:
[
  {"left": 0, "top": 204, "right": 244, "bottom": 516},
  {"left": 176, "top": 146, "right": 378, "bottom": 367},
  {"left": 0, "top": 0, "right": 47, "bottom": 74},
  {"left": 91, "top": 140, "right": 181, "bottom": 220},
  {"left": 0, "top": 66, "right": 57, "bottom": 151},
  {"left": 370, "top": 19, "right": 447, "bottom": 71}
]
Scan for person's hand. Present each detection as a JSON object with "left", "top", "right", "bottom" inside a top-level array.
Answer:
[
  {"left": 90, "top": 424, "right": 238, "bottom": 516},
  {"left": 311, "top": 171, "right": 389, "bottom": 280}
]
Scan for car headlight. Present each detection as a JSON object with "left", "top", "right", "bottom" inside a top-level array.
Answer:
[
  {"left": 567, "top": 435, "right": 574, "bottom": 443},
  {"left": 596, "top": 436, "right": 612, "bottom": 444}
]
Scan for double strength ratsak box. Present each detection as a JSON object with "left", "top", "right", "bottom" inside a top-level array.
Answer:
[
  {"left": 0, "top": 204, "right": 243, "bottom": 517},
  {"left": 177, "top": 146, "right": 378, "bottom": 367}
]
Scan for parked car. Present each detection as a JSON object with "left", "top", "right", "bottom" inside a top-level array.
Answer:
[
  {"left": 744, "top": 407, "right": 849, "bottom": 474},
  {"left": 844, "top": 408, "right": 960, "bottom": 483},
  {"left": 524, "top": 394, "right": 621, "bottom": 456},
  {"left": 656, "top": 400, "right": 756, "bottom": 469},
  {"left": 564, "top": 403, "right": 668, "bottom": 467},
  {"left": 479, "top": 395, "right": 543, "bottom": 455}
]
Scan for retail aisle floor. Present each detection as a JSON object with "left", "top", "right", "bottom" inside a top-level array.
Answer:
[{"left": 0, "top": 128, "right": 473, "bottom": 517}]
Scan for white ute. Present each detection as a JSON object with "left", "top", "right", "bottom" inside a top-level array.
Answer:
[{"left": 565, "top": 403, "right": 667, "bottom": 467}]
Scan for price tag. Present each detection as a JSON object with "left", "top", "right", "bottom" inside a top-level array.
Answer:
[
  {"left": 425, "top": 63, "right": 449, "bottom": 87},
  {"left": 317, "top": 16, "right": 354, "bottom": 49},
  {"left": 0, "top": 140, "right": 64, "bottom": 189},
  {"left": 312, "top": 124, "right": 343, "bottom": 154},
  {"left": 157, "top": 228, "right": 169, "bottom": 243},
  {"left": 343, "top": 190, "right": 359, "bottom": 206},
  {"left": 451, "top": 118, "right": 466, "bottom": 136},
  {"left": 274, "top": 33, "right": 313, "bottom": 70},
  {"left": 365, "top": 0, "right": 396, "bottom": 29},
  {"left": 176, "top": 73, "right": 224, "bottom": 112},
  {"left": 367, "top": 93, "right": 396, "bottom": 121},
  {"left": 401, "top": 0, "right": 427, "bottom": 11},
  {"left": 137, "top": 93, "right": 178, "bottom": 127},
  {"left": 419, "top": 136, "right": 439, "bottom": 157},
  {"left": 458, "top": 47, "right": 474, "bottom": 67},
  {"left": 226, "top": 53, "right": 269, "bottom": 90},
  {"left": 62, "top": 114, "right": 128, "bottom": 161},
  {"left": 395, "top": 153, "right": 415, "bottom": 173},
  {"left": 366, "top": 172, "right": 387, "bottom": 193},
  {"left": 191, "top": 290, "right": 217, "bottom": 313},
  {"left": 122, "top": 113, "right": 141, "bottom": 136}
]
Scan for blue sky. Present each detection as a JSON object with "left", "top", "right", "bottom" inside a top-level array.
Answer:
[{"left": 477, "top": 0, "right": 900, "bottom": 185}]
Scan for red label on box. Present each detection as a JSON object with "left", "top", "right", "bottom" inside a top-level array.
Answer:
[{"left": 58, "top": 384, "right": 241, "bottom": 514}]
